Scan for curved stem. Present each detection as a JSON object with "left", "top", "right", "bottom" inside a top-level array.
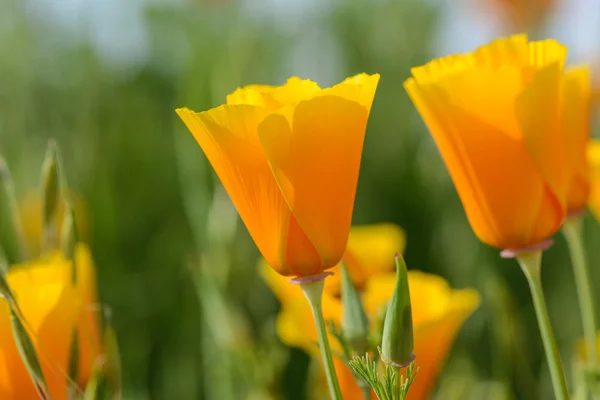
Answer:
[
  {"left": 300, "top": 278, "right": 343, "bottom": 400},
  {"left": 361, "top": 385, "right": 372, "bottom": 400},
  {"left": 562, "top": 216, "right": 599, "bottom": 375},
  {"left": 516, "top": 251, "right": 569, "bottom": 400}
]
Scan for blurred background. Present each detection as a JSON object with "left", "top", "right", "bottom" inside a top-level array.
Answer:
[{"left": 2, "top": 0, "right": 600, "bottom": 398}]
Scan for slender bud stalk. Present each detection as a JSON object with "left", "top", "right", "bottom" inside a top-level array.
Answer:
[
  {"left": 294, "top": 273, "right": 342, "bottom": 400},
  {"left": 516, "top": 251, "right": 569, "bottom": 400}
]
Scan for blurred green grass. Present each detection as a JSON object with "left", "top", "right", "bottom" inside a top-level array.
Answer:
[{"left": 1, "top": 0, "right": 599, "bottom": 398}]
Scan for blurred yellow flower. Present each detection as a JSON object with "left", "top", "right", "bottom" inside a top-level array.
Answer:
[
  {"left": 19, "top": 192, "right": 89, "bottom": 256},
  {"left": 262, "top": 224, "right": 478, "bottom": 399},
  {"left": 563, "top": 67, "right": 592, "bottom": 213},
  {"left": 405, "top": 34, "right": 567, "bottom": 252},
  {"left": 587, "top": 141, "right": 600, "bottom": 220},
  {"left": 0, "top": 245, "right": 102, "bottom": 398},
  {"left": 177, "top": 73, "right": 379, "bottom": 276}
]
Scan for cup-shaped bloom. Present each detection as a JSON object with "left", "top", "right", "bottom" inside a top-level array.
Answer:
[
  {"left": 405, "top": 35, "right": 568, "bottom": 251},
  {"left": 177, "top": 74, "right": 379, "bottom": 276},
  {"left": 0, "top": 245, "right": 102, "bottom": 398},
  {"left": 563, "top": 67, "right": 592, "bottom": 213},
  {"left": 588, "top": 140, "right": 600, "bottom": 220}
]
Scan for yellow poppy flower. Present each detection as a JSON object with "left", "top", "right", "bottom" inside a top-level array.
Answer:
[
  {"left": 177, "top": 73, "right": 379, "bottom": 276},
  {"left": 404, "top": 34, "right": 568, "bottom": 251},
  {"left": 562, "top": 67, "right": 592, "bottom": 213},
  {"left": 263, "top": 260, "right": 479, "bottom": 400},
  {"left": 0, "top": 245, "right": 102, "bottom": 398},
  {"left": 588, "top": 140, "right": 600, "bottom": 220}
]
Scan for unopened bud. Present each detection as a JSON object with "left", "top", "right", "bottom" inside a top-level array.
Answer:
[
  {"left": 61, "top": 203, "right": 78, "bottom": 260},
  {"left": 41, "top": 141, "right": 60, "bottom": 250},
  {"left": 0, "top": 156, "right": 26, "bottom": 264},
  {"left": 381, "top": 253, "right": 414, "bottom": 367},
  {"left": 340, "top": 261, "right": 370, "bottom": 354}
]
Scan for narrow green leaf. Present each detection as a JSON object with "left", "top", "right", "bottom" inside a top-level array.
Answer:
[{"left": 10, "top": 309, "right": 49, "bottom": 399}]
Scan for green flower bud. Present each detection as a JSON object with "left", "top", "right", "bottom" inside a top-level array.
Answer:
[
  {"left": 41, "top": 140, "right": 60, "bottom": 250},
  {"left": 0, "top": 156, "right": 26, "bottom": 264},
  {"left": 381, "top": 253, "right": 415, "bottom": 367},
  {"left": 340, "top": 261, "right": 370, "bottom": 354},
  {"left": 61, "top": 202, "right": 78, "bottom": 284}
]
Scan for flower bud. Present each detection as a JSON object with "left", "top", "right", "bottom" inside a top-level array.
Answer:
[
  {"left": 340, "top": 261, "right": 370, "bottom": 354},
  {"left": 41, "top": 141, "right": 60, "bottom": 250},
  {"left": 0, "top": 156, "right": 26, "bottom": 263},
  {"left": 381, "top": 253, "right": 415, "bottom": 367}
]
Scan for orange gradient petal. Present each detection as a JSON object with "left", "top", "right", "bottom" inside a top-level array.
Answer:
[
  {"left": 259, "top": 96, "right": 369, "bottom": 269},
  {"left": 588, "top": 141, "right": 600, "bottom": 220},
  {"left": 0, "top": 257, "right": 78, "bottom": 399},
  {"left": 177, "top": 106, "right": 293, "bottom": 274}
]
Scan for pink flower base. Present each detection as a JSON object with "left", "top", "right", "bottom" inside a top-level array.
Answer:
[
  {"left": 288, "top": 271, "right": 334, "bottom": 285},
  {"left": 500, "top": 239, "right": 553, "bottom": 259}
]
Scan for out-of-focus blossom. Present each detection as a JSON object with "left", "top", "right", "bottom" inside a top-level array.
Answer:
[
  {"left": 262, "top": 224, "right": 479, "bottom": 399},
  {"left": 483, "top": 0, "right": 556, "bottom": 30},
  {"left": 0, "top": 245, "right": 102, "bottom": 398},
  {"left": 177, "top": 73, "right": 379, "bottom": 277},
  {"left": 405, "top": 34, "right": 568, "bottom": 252}
]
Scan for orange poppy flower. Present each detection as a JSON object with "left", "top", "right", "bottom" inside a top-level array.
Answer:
[
  {"left": 0, "top": 245, "right": 102, "bottom": 398},
  {"left": 404, "top": 34, "right": 568, "bottom": 251},
  {"left": 177, "top": 73, "right": 379, "bottom": 276},
  {"left": 563, "top": 67, "right": 592, "bottom": 213}
]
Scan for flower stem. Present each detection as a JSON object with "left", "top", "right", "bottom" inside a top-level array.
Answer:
[
  {"left": 300, "top": 278, "right": 343, "bottom": 400},
  {"left": 395, "top": 366, "right": 402, "bottom": 400},
  {"left": 361, "top": 385, "right": 371, "bottom": 400},
  {"left": 516, "top": 251, "right": 569, "bottom": 400},
  {"left": 562, "top": 216, "right": 599, "bottom": 378}
]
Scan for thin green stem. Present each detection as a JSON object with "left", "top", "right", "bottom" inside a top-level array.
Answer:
[
  {"left": 562, "top": 216, "right": 599, "bottom": 374},
  {"left": 516, "top": 251, "right": 569, "bottom": 400},
  {"left": 300, "top": 279, "right": 343, "bottom": 400},
  {"left": 395, "top": 366, "right": 402, "bottom": 400},
  {"left": 361, "top": 385, "right": 371, "bottom": 400}
]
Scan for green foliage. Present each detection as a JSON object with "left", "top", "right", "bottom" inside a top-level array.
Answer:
[{"left": 349, "top": 352, "right": 418, "bottom": 400}]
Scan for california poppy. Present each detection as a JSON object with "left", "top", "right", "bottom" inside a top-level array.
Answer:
[
  {"left": 405, "top": 34, "right": 568, "bottom": 252},
  {"left": 177, "top": 74, "right": 379, "bottom": 276}
]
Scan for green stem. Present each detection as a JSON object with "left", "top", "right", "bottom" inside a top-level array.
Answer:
[
  {"left": 300, "top": 278, "right": 343, "bottom": 400},
  {"left": 516, "top": 251, "right": 569, "bottom": 400},
  {"left": 361, "top": 385, "right": 371, "bottom": 400},
  {"left": 562, "top": 216, "right": 599, "bottom": 373},
  {"left": 395, "top": 366, "right": 402, "bottom": 400}
]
